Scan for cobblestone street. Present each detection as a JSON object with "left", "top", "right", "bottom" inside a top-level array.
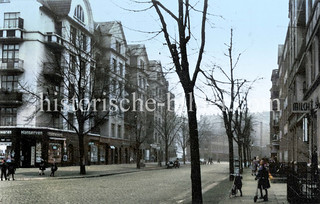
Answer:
[{"left": 0, "top": 163, "right": 229, "bottom": 203}]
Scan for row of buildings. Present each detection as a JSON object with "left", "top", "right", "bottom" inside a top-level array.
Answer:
[
  {"left": 270, "top": 0, "right": 320, "bottom": 164},
  {"left": 0, "top": 0, "right": 174, "bottom": 167}
]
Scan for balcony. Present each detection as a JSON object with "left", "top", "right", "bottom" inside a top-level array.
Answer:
[
  {"left": 43, "top": 62, "right": 63, "bottom": 80},
  {"left": 0, "top": 59, "right": 24, "bottom": 74},
  {"left": 0, "top": 18, "right": 24, "bottom": 42},
  {"left": 44, "top": 32, "right": 64, "bottom": 50},
  {"left": 0, "top": 90, "right": 23, "bottom": 106}
]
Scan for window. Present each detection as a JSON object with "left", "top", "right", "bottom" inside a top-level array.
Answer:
[
  {"left": 2, "top": 44, "right": 19, "bottom": 63},
  {"left": 0, "top": 107, "right": 17, "bottom": 126},
  {"left": 1, "top": 75, "right": 18, "bottom": 91},
  {"left": 70, "top": 26, "right": 77, "bottom": 45},
  {"left": 116, "top": 41, "right": 121, "bottom": 53},
  {"left": 117, "top": 125, "right": 121, "bottom": 138},
  {"left": 4, "top": 12, "right": 20, "bottom": 28},
  {"left": 74, "top": 5, "right": 84, "bottom": 22},
  {"left": 67, "top": 113, "right": 74, "bottom": 130},
  {"left": 119, "top": 63, "right": 123, "bottom": 77},
  {"left": 140, "top": 60, "right": 145, "bottom": 69},
  {"left": 113, "top": 58, "right": 117, "bottom": 73},
  {"left": 111, "top": 124, "right": 115, "bottom": 137},
  {"left": 81, "top": 32, "right": 87, "bottom": 51},
  {"left": 112, "top": 79, "right": 117, "bottom": 94}
]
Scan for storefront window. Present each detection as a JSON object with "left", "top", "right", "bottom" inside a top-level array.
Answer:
[
  {"left": 0, "top": 139, "right": 12, "bottom": 160},
  {"left": 99, "top": 145, "right": 105, "bottom": 162},
  {"left": 90, "top": 144, "right": 98, "bottom": 162},
  {"left": 48, "top": 143, "right": 61, "bottom": 163}
]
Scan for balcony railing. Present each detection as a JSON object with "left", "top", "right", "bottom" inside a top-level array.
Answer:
[
  {"left": 0, "top": 59, "right": 24, "bottom": 73},
  {"left": 44, "top": 32, "right": 64, "bottom": 49},
  {"left": 0, "top": 91, "right": 23, "bottom": 106},
  {"left": 43, "top": 62, "right": 63, "bottom": 80},
  {"left": 0, "top": 18, "right": 24, "bottom": 42}
]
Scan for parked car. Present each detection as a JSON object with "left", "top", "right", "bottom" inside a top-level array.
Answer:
[
  {"left": 167, "top": 161, "right": 174, "bottom": 168},
  {"left": 200, "top": 158, "right": 207, "bottom": 165}
]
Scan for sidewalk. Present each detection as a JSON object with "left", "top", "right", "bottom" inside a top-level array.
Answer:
[
  {"left": 202, "top": 168, "right": 288, "bottom": 204},
  {"left": 12, "top": 163, "right": 163, "bottom": 181}
]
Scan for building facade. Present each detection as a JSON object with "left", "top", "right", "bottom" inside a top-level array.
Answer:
[
  {"left": 0, "top": 0, "right": 175, "bottom": 167},
  {"left": 275, "top": 0, "right": 320, "bottom": 163}
]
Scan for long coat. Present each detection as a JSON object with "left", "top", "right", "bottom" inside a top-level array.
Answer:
[{"left": 256, "top": 166, "right": 270, "bottom": 189}]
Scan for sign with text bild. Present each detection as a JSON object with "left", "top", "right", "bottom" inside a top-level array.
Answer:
[{"left": 292, "top": 101, "right": 312, "bottom": 113}]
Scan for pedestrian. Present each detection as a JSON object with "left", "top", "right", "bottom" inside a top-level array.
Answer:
[
  {"left": 234, "top": 172, "right": 243, "bottom": 196},
  {"left": 39, "top": 159, "right": 46, "bottom": 175},
  {"left": 50, "top": 162, "right": 58, "bottom": 177},
  {"left": 7, "top": 161, "right": 16, "bottom": 181},
  {"left": 1, "top": 159, "right": 8, "bottom": 181},
  {"left": 251, "top": 157, "right": 257, "bottom": 176},
  {"left": 255, "top": 159, "right": 270, "bottom": 201}
]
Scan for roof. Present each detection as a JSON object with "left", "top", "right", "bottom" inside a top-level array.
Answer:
[
  {"left": 127, "top": 44, "right": 147, "bottom": 57},
  {"left": 38, "top": 0, "right": 72, "bottom": 16},
  {"left": 95, "top": 21, "right": 128, "bottom": 46}
]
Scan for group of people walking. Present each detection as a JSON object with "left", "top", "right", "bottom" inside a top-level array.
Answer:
[
  {"left": 0, "top": 159, "right": 16, "bottom": 181},
  {"left": 39, "top": 159, "right": 58, "bottom": 177}
]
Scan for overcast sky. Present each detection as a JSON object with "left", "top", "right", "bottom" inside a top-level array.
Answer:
[{"left": 89, "top": 0, "right": 289, "bottom": 116}]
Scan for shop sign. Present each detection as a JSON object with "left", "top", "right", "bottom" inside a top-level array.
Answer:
[
  {"left": 48, "top": 132, "right": 63, "bottom": 137},
  {"left": 0, "top": 130, "right": 12, "bottom": 135},
  {"left": 21, "top": 130, "right": 43, "bottom": 135},
  {"left": 292, "top": 101, "right": 312, "bottom": 113}
]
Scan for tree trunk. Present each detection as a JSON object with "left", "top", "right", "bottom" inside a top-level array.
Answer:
[
  {"left": 136, "top": 147, "right": 141, "bottom": 169},
  {"left": 228, "top": 136, "right": 234, "bottom": 181},
  {"left": 238, "top": 142, "right": 243, "bottom": 173},
  {"left": 165, "top": 142, "right": 169, "bottom": 164},
  {"left": 182, "top": 146, "right": 186, "bottom": 164},
  {"left": 185, "top": 90, "right": 202, "bottom": 203},
  {"left": 78, "top": 132, "right": 86, "bottom": 175},
  {"left": 243, "top": 144, "right": 247, "bottom": 168}
]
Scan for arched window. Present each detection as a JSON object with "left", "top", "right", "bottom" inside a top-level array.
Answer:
[{"left": 74, "top": 5, "right": 84, "bottom": 23}]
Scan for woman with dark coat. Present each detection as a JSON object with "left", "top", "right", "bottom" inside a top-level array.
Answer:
[{"left": 256, "top": 159, "right": 270, "bottom": 201}]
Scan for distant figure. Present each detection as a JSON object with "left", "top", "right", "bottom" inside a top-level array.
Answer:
[
  {"left": 39, "top": 159, "right": 46, "bottom": 175},
  {"left": 1, "top": 159, "right": 8, "bottom": 181},
  {"left": 217, "top": 158, "right": 220, "bottom": 163},
  {"left": 7, "top": 161, "right": 16, "bottom": 181},
  {"left": 50, "top": 162, "right": 58, "bottom": 177}
]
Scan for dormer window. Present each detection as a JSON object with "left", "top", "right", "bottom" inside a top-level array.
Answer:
[{"left": 74, "top": 5, "right": 84, "bottom": 23}]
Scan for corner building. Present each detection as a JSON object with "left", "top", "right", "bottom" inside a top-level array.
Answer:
[{"left": 0, "top": 0, "right": 96, "bottom": 167}]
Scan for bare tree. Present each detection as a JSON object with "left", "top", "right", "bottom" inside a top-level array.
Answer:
[
  {"left": 154, "top": 106, "right": 181, "bottom": 164},
  {"left": 151, "top": 1, "right": 208, "bottom": 202},
  {"left": 177, "top": 116, "right": 189, "bottom": 164},
  {"left": 201, "top": 29, "right": 252, "bottom": 180}
]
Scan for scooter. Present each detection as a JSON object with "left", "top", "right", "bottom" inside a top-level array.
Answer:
[{"left": 253, "top": 181, "right": 268, "bottom": 202}]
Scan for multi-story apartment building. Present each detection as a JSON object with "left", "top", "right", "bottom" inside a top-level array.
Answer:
[
  {"left": 0, "top": 0, "right": 175, "bottom": 167},
  {"left": 93, "top": 21, "right": 130, "bottom": 164},
  {"left": 270, "top": 68, "right": 280, "bottom": 159},
  {"left": 0, "top": 0, "right": 97, "bottom": 167},
  {"left": 125, "top": 44, "right": 151, "bottom": 162},
  {"left": 276, "top": 0, "right": 320, "bottom": 163}
]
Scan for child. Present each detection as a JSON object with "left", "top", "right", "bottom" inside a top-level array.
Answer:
[{"left": 234, "top": 173, "right": 243, "bottom": 196}]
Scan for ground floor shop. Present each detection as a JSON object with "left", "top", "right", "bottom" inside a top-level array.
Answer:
[{"left": 0, "top": 127, "right": 134, "bottom": 167}]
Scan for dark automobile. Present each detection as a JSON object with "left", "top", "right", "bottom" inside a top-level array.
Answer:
[{"left": 167, "top": 161, "right": 174, "bottom": 168}]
